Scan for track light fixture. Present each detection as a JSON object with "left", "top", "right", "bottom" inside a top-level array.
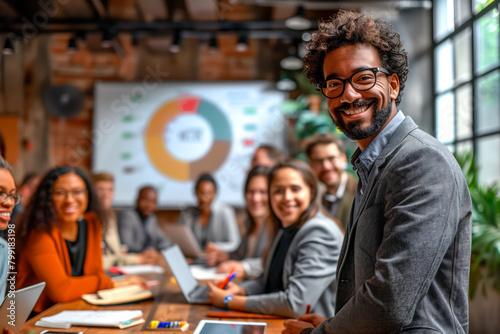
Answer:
[
  {"left": 2, "top": 38, "right": 14, "bottom": 55},
  {"left": 101, "top": 30, "right": 112, "bottom": 48},
  {"left": 280, "top": 45, "right": 303, "bottom": 70},
  {"left": 285, "top": 6, "right": 312, "bottom": 30},
  {"left": 67, "top": 36, "right": 77, "bottom": 53},
  {"left": 236, "top": 34, "right": 248, "bottom": 52},
  {"left": 169, "top": 30, "right": 182, "bottom": 53},
  {"left": 209, "top": 35, "right": 218, "bottom": 51}
]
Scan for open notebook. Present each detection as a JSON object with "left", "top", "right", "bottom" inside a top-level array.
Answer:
[
  {"left": 35, "top": 310, "right": 145, "bottom": 329},
  {"left": 81, "top": 284, "right": 153, "bottom": 305}
]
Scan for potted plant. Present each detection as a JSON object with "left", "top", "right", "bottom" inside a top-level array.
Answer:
[{"left": 454, "top": 151, "right": 500, "bottom": 299}]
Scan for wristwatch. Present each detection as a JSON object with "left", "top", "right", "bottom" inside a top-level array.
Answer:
[{"left": 223, "top": 294, "right": 234, "bottom": 310}]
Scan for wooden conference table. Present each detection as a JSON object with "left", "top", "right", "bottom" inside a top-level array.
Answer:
[{"left": 21, "top": 268, "right": 287, "bottom": 334}]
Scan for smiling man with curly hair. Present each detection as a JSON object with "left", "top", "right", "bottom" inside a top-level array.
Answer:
[{"left": 282, "top": 10, "right": 472, "bottom": 334}]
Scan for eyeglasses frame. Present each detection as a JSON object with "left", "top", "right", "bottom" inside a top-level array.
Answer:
[
  {"left": 0, "top": 191, "right": 21, "bottom": 205},
  {"left": 316, "top": 67, "right": 391, "bottom": 99}
]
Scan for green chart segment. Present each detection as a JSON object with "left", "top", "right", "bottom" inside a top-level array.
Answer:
[{"left": 145, "top": 96, "right": 232, "bottom": 182}]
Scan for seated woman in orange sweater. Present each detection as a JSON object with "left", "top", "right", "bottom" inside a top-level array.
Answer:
[{"left": 16, "top": 166, "right": 144, "bottom": 314}]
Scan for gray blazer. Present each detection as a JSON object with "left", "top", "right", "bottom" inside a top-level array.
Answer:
[
  {"left": 117, "top": 209, "right": 172, "bottom": 253},
  {"left": 310, "top": 117, "right": 472, "bottom": 333},
  {"left": 241, "top": 212, "right": 344, "bottom": 318},
  {"left": 178, "top": 202, "right": 241, "bottom": 252}
]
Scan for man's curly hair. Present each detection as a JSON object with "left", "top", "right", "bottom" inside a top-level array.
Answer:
[{"left": 304, "top": 10, "right": 408, "bottom": 106}]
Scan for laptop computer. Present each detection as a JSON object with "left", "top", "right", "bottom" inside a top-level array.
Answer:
[
  {"left": 163, "top": 224, "right": 205, "bottom": 259},
  {"left": 0, "top": 281, "right": 46, "bottom": 334},
  {"left": 161, "top": 245, "right": 209, "bottom": 304}
]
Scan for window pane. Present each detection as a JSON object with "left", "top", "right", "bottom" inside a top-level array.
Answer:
[
  {"left": 456, "top": 84, "right": 473, "bottom": 139},
  {"left": 474, "top": 7, "right": 499, "bottom": 74},
  {"left": 476, "top": 70, "right": 500, "bottom": 134},
  {"left": 435, "top": 40, "right": 454, "bottom": 93},
  {"left": 436, "top": 92, "right": 455, "bottom": 143},
  {"left": 474, "top": 0, "right": 496, "bottom": 14},
  {"left": 435, "top": 0, "right": 455, "bottom": 40},
  {"left": 477, "top": 134, "right": 500, "bottom": 186},
  {"left": 456, "top": 0, "right": 471, "bottom": 26},
  {"left": 454, "top": 28, "right": 472, "bottom": 84},
  {"left": 456, "top": 140, "right": 473, "bottom": 155}
]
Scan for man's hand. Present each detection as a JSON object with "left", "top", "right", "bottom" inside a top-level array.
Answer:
[
  {"left": 282, "top": 319, "right": 315, "bottom": 334},
  {"left": 282, "top": 313, "right": 326, "bottom": 334},
  {"left": 297, "top": 314, "right": 326, "bottom": 327}
]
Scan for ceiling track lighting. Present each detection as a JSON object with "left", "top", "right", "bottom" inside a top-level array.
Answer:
[{"left": 2, "top": 38, "right": 15, "bottom": 55}]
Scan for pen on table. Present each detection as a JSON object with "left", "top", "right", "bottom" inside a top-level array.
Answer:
[
  {"left": 218, "top": 267, "right": 236, "bottom": 289},
  {"left": 109, "top": 266, "right": 127, "bottom": 276},
  {"left": 305, "top": 304, "right": 311, "bottom": 314}
]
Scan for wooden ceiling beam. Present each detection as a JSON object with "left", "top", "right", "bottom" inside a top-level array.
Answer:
[
  {"left": 135, "top": 0, "right": 168, "bottom": 22},
  {"left": 86, "top": 0, "right": 108, "bottom": 18},
  {"left": 184, "top": 0, "right": 218, "bottom": 21}
]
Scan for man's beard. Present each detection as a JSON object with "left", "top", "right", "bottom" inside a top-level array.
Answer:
[{"left": 328, "top": 92, "right": 392, "bottom": 141}]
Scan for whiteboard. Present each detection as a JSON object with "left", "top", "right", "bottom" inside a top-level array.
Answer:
[{"left": 92, "top": 81, "right": 285, "bottom": 208}]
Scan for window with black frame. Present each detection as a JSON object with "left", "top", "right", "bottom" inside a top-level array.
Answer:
[{"left": 433, "top": 0, "right": 499, "bottom": 187}]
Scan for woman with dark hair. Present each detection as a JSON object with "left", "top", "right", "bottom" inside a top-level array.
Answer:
[
  {"left": 15, "top": 166, "right": 144, "bottom": 314},
  {"left": 209, "top": 166, "right": 276, "bottom": 278},
  {"left": 178, "top": 173, "right": 240, "bottom": 255},
  {"left": 208, "top": 160, "right": 343, "bottom": 318}
]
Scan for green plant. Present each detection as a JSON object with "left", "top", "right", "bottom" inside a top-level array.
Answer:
[{"left": 455, "top": 151, "right": 500, "bottom": 299}]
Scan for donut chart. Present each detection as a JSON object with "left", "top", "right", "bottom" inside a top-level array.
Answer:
[{"left": 145, "top": 96, "right": 232, "bottom": 181}]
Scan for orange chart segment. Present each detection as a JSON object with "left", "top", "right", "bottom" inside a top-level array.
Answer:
[
  {"left": 145, "top": 100, "right": 190, "bottom": 181},
  {"left": 190, "top": 141, "right": 231, "bottom": 179}
]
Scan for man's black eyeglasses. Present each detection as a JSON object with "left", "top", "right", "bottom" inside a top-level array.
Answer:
[{"left": 316, "top": 67, "right": 391, "bottom": 99}]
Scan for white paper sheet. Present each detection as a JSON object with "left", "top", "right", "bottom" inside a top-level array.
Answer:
[{"left": 189, "top": 265, "right": 227, "bottom": 280}]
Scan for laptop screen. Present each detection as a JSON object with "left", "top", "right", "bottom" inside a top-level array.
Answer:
[
  {"left": 0, "top": 281, "right": 46, "bottom": 334},
  {"left": 162, "top": 245, "right": 199, "bottom": 298}
]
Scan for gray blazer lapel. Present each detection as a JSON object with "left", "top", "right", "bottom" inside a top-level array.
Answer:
[{"left": 336, "top": 117, "right": 419, "bottom": 285}]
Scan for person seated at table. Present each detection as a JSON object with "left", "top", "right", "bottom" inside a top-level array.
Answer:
[
  {"left": 15, "top": 166, "right": 145, "bottom": 314},
  {"left": 206, "top": 166, "right": 276, "bottom": 278},
  {"left": 92, "top": 173, "right": 159, "bottom": 269},
  {"left": 207, "top": 160, "right": 344, "bottom": 318},
  {"left": 179, "top": 173, "right": 240, "bottom": 255},
  {"left": 117, "top": 185, "right": 171, "bottom": 254},
  {"left": 251, "top": 144, "right": 284, "bottom": 168},
  {"left": 0, "top": 157, "right": 17, "bottom": 334}
]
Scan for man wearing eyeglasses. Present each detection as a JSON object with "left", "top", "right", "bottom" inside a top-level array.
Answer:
[
  {"left": 282, "top": 10, "right": 471, "bottom": 334},
  {"left": 306, "top": 133, "right": 357, "bottom": 230}
]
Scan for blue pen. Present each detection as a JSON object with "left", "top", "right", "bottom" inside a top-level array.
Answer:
[{"left": 227, "top": 273, "right": 236, "bottom": 285}]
